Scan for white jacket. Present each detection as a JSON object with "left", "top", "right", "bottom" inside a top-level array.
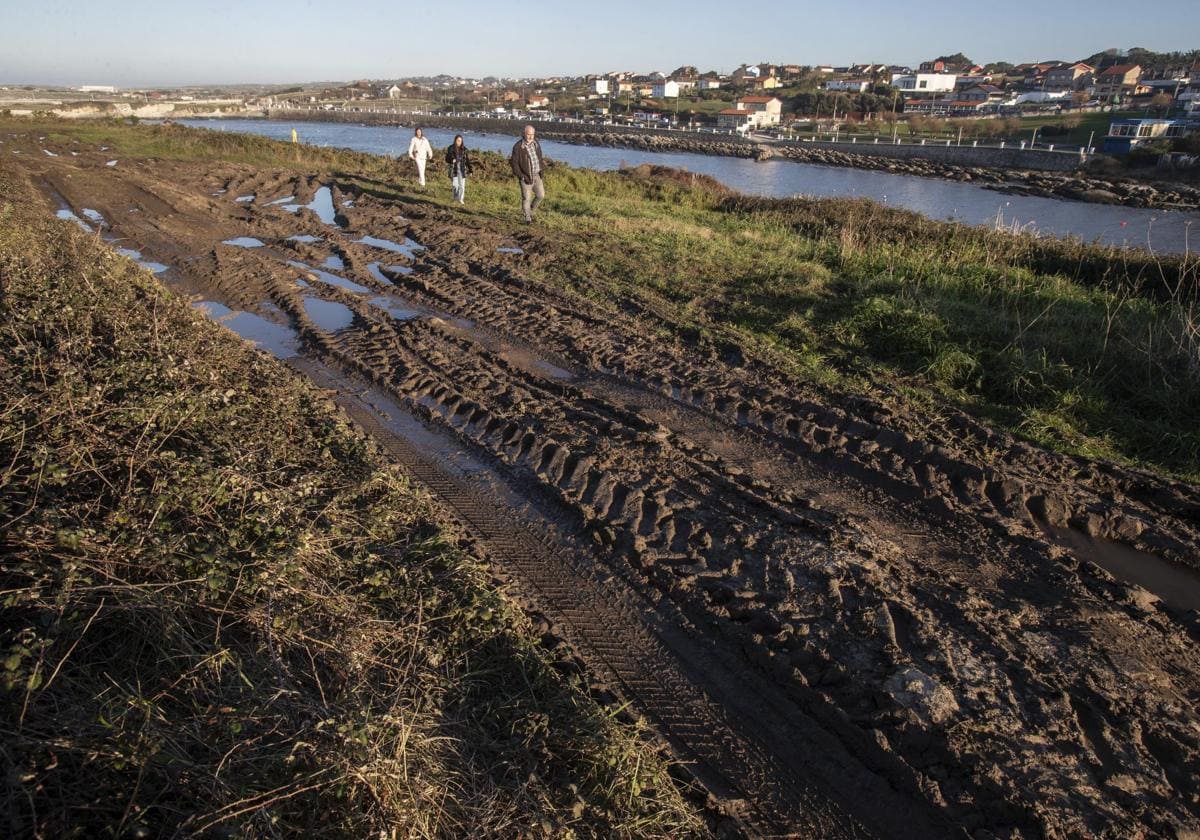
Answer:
[{"left": 408, "top": 136, "right": 433, "bottom": 161}]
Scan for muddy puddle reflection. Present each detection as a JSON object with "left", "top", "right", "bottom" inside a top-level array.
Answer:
[
  {"left": 114, "top": 247, "right": 168, "bottom": 274},
  {"left": 191, "top": 300, "right": 301, "bottom": 359},
  {"left": 56, "top": 209, "right": 92, "bottom": 231},
  {"left": 303, "top": 297, "right": 355, "bottom": 332},
  {"left": 1041, "top": 524, "right": 1200, "bottom": 612},
  {"left": 353, "top": 234, "right": 424, "bottom": 259},
  {"left": 284, "top": 186, "right": 338, "bottom": 225},
  {"left": 366, "top": 297, "right": 422, "bottom": 322},
  {"left": 366, "top": 261, "right": 412, "bottom": 282},
  {"left": 286, "top": 260, "right": 369, "bottom": 294}
]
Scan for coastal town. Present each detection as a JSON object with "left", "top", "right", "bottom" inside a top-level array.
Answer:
[{"left": 4, "top": 47, "right": 1199, "bottom": 157}]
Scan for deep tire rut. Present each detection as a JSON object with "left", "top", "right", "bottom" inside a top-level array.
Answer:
[{"left": 293, "top": 357, "right": 942, "bottom": 839}]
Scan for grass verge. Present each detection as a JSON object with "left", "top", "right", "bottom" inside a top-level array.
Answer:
[{"left": 0, "top": 163, "right": 704, "bottom": 838}]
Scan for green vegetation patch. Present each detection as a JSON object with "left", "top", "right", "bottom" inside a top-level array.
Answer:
[
  {"left": 0, "top": 166, "right": 703, "bottom": 838},
  {"left": 463, "top": 163, "right": 1200, "bottom": 477}
]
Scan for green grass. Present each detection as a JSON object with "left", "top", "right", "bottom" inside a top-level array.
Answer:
[
  {"left": 0, "top": 161, "right": 705, "bottom": 838},
  {"left": 1014, "top": 110, "right": 1134, "bottom": 147},
  {"left": 454, "top": 160, "right": 1200, "bottom": 479},
  {"left": 9, "top": 116, "right": 1200, "bottom": 482}
]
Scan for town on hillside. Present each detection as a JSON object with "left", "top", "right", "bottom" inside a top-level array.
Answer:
[{"left": 5, "top": 47, "right": 1198, "bottom": 157}]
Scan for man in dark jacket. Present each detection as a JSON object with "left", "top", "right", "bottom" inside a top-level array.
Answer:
[{"left": 509, "top": 124, "right": 546, "bottom": 222}]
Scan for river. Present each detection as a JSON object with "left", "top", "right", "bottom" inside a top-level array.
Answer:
[{"left": 181, "top": 118, "right": 1199, "bottom": 254}]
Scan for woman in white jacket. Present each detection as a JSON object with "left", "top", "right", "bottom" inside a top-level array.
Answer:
[{"left": 407, "top": 127, "right": 433, "bottom": 187}]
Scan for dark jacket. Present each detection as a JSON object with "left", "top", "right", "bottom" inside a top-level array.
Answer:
[
  {"left": 445, "top": 144, "right": 472, "bottom": 178},
  {"left": 509, "top": 138, "right": 545, "bottom": 184}
]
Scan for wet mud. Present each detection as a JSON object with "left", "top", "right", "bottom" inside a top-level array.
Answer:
[{"left": 10, "top": 130, "right": 1200, "bottom": 838}]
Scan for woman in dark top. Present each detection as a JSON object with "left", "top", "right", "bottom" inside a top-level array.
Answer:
[{"left": 444, "top": 134, "right": 472, "bottom": 204}]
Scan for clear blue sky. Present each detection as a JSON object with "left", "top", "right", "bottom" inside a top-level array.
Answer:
[{"left": 2, "top": 0, "right": 1197, "bottom": 87}]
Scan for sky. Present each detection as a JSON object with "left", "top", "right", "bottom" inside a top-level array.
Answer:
[{"left": 1, "top": 0, "right": 1197, "bottom": 87}]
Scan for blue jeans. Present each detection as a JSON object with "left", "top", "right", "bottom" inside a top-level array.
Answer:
[{"left": 452, "top": 174, "right": 466, "bottom": 202}]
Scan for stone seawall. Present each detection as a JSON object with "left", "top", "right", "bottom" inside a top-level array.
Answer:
[{"left": 780, "top": 138, "right": 1084, "bottom": 172}]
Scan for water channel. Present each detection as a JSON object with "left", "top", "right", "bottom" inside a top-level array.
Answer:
[{"left": 182, "top": 118, "right": 1199, "bottom": 254}]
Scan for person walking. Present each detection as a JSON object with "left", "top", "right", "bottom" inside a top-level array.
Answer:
[
  {"left": 444, "top": 134, "right": 472, "bottom": 204},
  {"left": 408, "top": 127, "right": 433, "bottom": 187},
  {"left": 509, "top": 124, "right": 546, "bottom": 223}
]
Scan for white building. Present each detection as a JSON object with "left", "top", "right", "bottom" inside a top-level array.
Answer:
[
  {"left": 718, "top": 109, "right": 756, "bottom": 132},
  {"left": 889, "top": 73, "right": 957, "bottom": 96},
  {"left": 698, "top": 78, "right": 721, "bottom": 90},
  {"left": 591, "top": 79, "right": 609, "bottom": 95},
  {"left": 78, "top": 85, "right": 117, "bottom": 94},
  {"left": 651, "top": 80, "right": 680, "bottom": 98},
  {"left": 734, "top": 95, "right": 782, "bottom": 126}
]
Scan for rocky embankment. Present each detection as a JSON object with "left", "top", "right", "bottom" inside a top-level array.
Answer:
[{"left": 540, "top": 130, "right": 1200, "bottom": 211}]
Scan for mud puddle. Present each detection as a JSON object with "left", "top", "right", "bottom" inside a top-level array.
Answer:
[
  {"left": 353, "top": 234, "right": 424, "bottom": 259},
  {"left": 286, "top": 260, "right": 369, "bottom": 294},
  {"left": 222, "top": 237, "right": 266, "bottom": 248},
  {"left": 55, "top": 209, "right": 91, "bottom": 232},
  {"left": 80, "top": 208, "right": 107, "bottom": 227},
  {"left": 114, "top": 247, "right": 168, "bottom": 274},
  {"left": 366, "top": 297, "right": 422, "bottom": 322},
  {"left": 366, "top": 261, "right": 412, "bottom": 281},
  {"left": 284, "top": 185, "right": 338, "bottom": 225},
  {"left": 191, "top": 300, "right": 302, "bottom": 359},
  {"left": 302, "top": 297, "right": 355, "bottom": 332},
  {"left": 1043, "top": 524, "right": 1200, "bottom": 612}
]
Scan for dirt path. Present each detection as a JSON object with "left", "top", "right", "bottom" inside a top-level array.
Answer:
[{"left": 9, "top": 130, "right": 1200, "bottom": 838}]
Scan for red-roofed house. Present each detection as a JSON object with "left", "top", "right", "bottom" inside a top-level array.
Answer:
[
  {"left": 1045, "top": 62, "right": 1094, "bottom": 91},
  {"left": 957, "top": 84, "right": 1005, "bottom": 104},
  {"left": 1095, "top": 64, "right": 1143, "bottom": 104}
]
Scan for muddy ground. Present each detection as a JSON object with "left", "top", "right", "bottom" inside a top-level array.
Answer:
[{"left": 8, "top": 129, "right": 1200, "bottom": 839}]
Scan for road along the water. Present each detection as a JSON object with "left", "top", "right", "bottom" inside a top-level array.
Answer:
[
  {"left": 182, "top": 118, "right": 1200, "bottom": 254},
  {"left": 13, "top": 133, "right": 1200, "bottom": 838}
]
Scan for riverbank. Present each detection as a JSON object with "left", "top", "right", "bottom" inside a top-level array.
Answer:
[
  {"left": 264, "top": 108, "right": 1200, "bottom": 211},
  {"left": 0, "top": 162, "right": 704, "bottom": 838}
]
